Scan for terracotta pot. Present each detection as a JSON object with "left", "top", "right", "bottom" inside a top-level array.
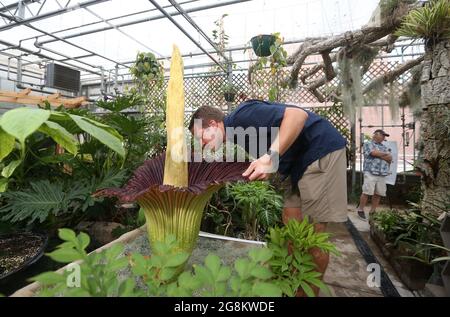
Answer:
[{"left": 288, "top": 241, "right": 327, "bottom": 297}]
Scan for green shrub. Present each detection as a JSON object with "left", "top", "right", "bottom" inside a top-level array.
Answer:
[{"left": 31, "top": 218, "right": 338, "bottom": 297}]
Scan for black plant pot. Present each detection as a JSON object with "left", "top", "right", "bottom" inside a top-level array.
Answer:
[
  {"left": 0, "top": 232, "right": 49, "bottom": 294},
  {"left": 250, "top": 34, "right": 276, "bottom": 57},
  {"left": 224, "top": 92, "right": 236, "bottom": 102}
]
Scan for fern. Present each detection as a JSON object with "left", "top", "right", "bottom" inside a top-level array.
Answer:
[
  {"left": 0, "top": 180, "right": 89, "bottom": 225},
  {"left": 94, "top": 168, "right": 128, "bottom": 191},
  {"left": 228, "top": 181, "right": 283, "bottom": 238}
]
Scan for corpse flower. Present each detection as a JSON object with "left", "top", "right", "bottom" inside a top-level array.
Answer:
[{"left": 95, "top": 46, "right": 249, "bottom": 256}]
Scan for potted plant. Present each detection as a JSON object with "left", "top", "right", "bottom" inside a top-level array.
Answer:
[
  {"left": 369, "top": 207, "right": 444, "bottom": 290},
  {"left": 248, "top": 32, "right": 288, "bottom": 101},
  {"left": 250, "top": 34, "right": 276, "bottom": 57},
  {"left": 221, "top": 82, "right": 238, "bottom": 102},
  {"left": 130, "top": 52, "right": 164, "bottom": 87}
]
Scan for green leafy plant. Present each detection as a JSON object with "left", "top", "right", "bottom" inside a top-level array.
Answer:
[
  {"left": 371, "top": 204, "right": 444, "bottom": 265},
  {"left": 32, "top": 218, "right": 338, "bottom": 297},
  {"left": 221, "top": 82, "right": 239, "bottom": 94},
  {"left": 168, "top": 248, "right": 281, "bottom": 297},
  {"left": 128, "top": 52, "right": 167, "bottom": 156},
  {"left": 0, "top": 106, "right": 125, "bottom": 192},
  {"left": 372, "top": 209, "right": 406, "bottom": 241},
  {"left": 31, "top": 229, "right": 282, "bottom": 297},
  {"left": 395, "top": 0, "right": 450, "bottom": 43},
  {"left": 95, "top": 93, "right": 156, "bottom": 170},
  {"left": 0, "top": 169, "right": 127, "bottom": 228},
  {"left": 228, "top": 181, "right": 283, "bottom": 240},
  {"left": 267, "top": 219, "right": 339, "bottom": 297},
  {"left": 32, "top": 228, "right": 134, "bottom": 297},
  {"left": 249, "top": 32, "right": 288, "bottom": 101},
  {"left": 130, "top": 52, "right": 164, "bottom": 91}
]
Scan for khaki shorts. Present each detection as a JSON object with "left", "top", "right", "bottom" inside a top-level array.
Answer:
[
  {"left": 283, "top": 148, "right": 348, "bottom": 223},
  {"left": 362, "top": 172, "right": 387, "bottom": 197}
]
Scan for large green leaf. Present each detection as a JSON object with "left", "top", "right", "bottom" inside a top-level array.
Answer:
[
  {"left": 0, "top": 178, "right": 8, "bottom": 192},
  {"left": 1, "top": 159, "right": 22, "bottom": 178},
  {"left": 69, "top": 115, "right": 125, "bottom": 157},
  {"left": 0, "top": 108, "right": 50, "bottom": 144},
  {"left": 0, "top": 128, "right": 15, "bottom": 161},
  {"left": 39, "top": 121, "right": 78, "bottom": 155},
  {"left": 49, "top": 112, "right": 83, "bottom": 134}
]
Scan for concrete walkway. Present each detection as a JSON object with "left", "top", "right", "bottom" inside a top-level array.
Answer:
[{"left": 321, "top": 207, "right": 414, "bottom": 297}]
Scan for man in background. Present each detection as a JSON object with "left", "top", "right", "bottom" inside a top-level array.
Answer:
[{"left": 357, "top": 129, "right": 392, "bottom": 220}]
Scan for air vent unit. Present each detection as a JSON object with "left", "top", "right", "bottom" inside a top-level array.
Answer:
[{"left": 45, "top": 63, "right": 80, "bottom": 92}]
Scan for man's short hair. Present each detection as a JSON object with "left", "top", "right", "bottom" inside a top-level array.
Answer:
[{"left": 188, "top": 106, "right": 225, "bottom": 130}]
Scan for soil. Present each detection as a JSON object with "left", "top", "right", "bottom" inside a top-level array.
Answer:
[{"left": 0, "top": 233, "right": 47, "bottom": 279}]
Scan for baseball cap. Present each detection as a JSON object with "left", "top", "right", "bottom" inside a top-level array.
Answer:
[{"left": 374, "top": 129, "right": 390, "bottom": 137}]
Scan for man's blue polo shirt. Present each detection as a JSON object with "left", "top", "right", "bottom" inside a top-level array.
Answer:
[{"left": 223, "top": 100, "right": 346, "bottom": 186}]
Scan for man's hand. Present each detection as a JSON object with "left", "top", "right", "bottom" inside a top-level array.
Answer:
[
  {"left": 242, "top": 154, "right": 274, "bottom": 181},
  {"left": 370, "top": 150, "right": 393, "bottom": 163},
  {"left": 383, "top": 154, "right": 393, "bottom": 163}
]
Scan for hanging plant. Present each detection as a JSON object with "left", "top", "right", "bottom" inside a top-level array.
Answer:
[
  {"left": 250, "top": 34, "right": 276, "bottom": 57},
  {"left": 130, "top": 52, "right": 164, "bottom": 90},
  {"left": 221, "top": 82, "right": 239, "bottom": 102},
  {"left": 248, "top": 33, "right": 288, "bottom": 102}
]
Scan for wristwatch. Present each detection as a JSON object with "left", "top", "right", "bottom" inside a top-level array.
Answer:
[{"left": 267, "top": 149, "right": 279, "bottom": 160}]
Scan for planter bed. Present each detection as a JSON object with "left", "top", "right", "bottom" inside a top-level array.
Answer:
[
  {"left": 11, "top": 227, "right": 265, "bottom": 297},
  {"left": 369, "top": 223, "right": 432, "bottom": 291}
]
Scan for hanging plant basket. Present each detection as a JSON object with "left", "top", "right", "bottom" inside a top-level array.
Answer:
[
  {"left": 224, "top": 92, "right": 236, "bottom": 102},
  {"left": 250, "top": 34, "right": 276, "bottom": 57}
]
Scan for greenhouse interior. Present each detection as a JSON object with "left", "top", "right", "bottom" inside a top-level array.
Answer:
[{"left": 0, "top": 0, "right": 449, "bottom": 301}]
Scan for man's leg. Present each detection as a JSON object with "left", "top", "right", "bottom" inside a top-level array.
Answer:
[
  {"left": 357, "top": 193, "right": 370, "bottom": 220},
  {"left": 358, "top": 173, "right": 376, "bottom": 221},
  {"left": 370, "top": 194, "right": 381, "bottom": 213},
  {"left": 282, "top": 207, "right": 302, "bottom": 223},
  {"left": 369, "top": 176, "right": 386, "bottom": 217},
  {"left": 358, "top": 193, "right": 369, "bottom": 211}
]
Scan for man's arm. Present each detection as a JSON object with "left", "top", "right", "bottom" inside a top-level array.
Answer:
[
  {"left": 243, "top": 107, "right": 308, "bottom": 181},
  {"left": 370, "top": 149, "right": 392, "bottom": 163}
]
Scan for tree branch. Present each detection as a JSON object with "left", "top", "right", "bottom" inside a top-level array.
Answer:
[
  {"left": 287, "top": 2, "right": 415, "bottom": 88},
  {"left": 363, "top": 55, "right": 425, "bottom": 94},
  {"left": 321, "top": 50, "right": 336, "bottom": 81}
]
